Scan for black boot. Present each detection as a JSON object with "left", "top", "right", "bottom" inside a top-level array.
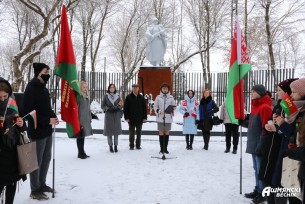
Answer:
[
  {"left": 203, "top": 134, "right": 208, "bottom": 150},
  {"left": 159, "top": 136, "right": 164, "bottom": 153},
  {"left": 189, "top": 135, "right": 194, "bottom": 150},
  {"left": 109, "top": 145, "right": 114, "bottom": 153},
  {"left": 224, "top": 148, "right": 230, "bottom": 153},
  {"left": 164, "top": 135, "right": 169, "bottom": 154},
  {"left": 77, "top": 138, "right": 88, "bottom": 159},
  {"left": 244, "top": 189, "right": 259, "bottom": 199},
  {"left": 114, "top": 145, "right": 118, "bottom": 152},
  {"left": 252, "top": 193, "right": 266, "bottom": 204},
  {"left": 185, "top": 135, "right": 190, "bottom": 150}
]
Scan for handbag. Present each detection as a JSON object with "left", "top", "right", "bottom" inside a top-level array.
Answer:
[
  {"left": 17, "top": 132, "right": 39, "bottom": 175},
  {"left": 212, "top": 115, "right": 221, "bottom": 126}
]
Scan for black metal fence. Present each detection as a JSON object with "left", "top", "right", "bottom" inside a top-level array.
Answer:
[{"left": 46, "top": 68, "right": 294, "bottom": 111}]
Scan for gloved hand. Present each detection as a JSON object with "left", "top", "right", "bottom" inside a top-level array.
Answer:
[
  {"left": 195, "top": 120, "right": 200, "bottom": 125},
  {"left": 183, "top": 112, "right": 190, "bottom": 118}
]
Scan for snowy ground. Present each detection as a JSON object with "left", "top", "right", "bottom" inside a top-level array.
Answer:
[{"left": 14, "top": 111, "right": 256, "bottom": 204}]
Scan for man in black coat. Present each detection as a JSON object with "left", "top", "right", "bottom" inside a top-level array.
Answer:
[
  {"left": 23, "top": 63, "right": 59, "bottom": 200},
  {"left": 124, "top": 84, "right": 147, "bottom": 150}
]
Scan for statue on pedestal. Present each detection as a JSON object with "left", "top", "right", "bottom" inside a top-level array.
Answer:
[{"left": 145, "top": 17, "right": 167, "bottom": 67}]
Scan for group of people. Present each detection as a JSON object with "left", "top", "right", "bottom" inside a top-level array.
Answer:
[
  {"left": 1, "top": 62, "right": 305, "bottom": 204},
  {"left": 243, "top": 79, "right": 305, "bottom": 204}
]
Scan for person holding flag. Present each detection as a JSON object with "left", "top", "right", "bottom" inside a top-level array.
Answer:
[
  {"left": 0, "top": 77, "right": 26, "bottom": 204},
  {"left": 23, "top": 63, "right": 59, "bottom": 200}
]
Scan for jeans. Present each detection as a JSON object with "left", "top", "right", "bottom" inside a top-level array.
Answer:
[
  {"left": 252, "top": 154, "right": 263, "bottom": 193},
  {"left": 30, "top": 136, "right": 52, "bottom": 191}
]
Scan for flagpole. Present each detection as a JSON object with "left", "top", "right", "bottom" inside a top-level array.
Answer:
[{"left": 52, "top": 75, "right": 60, "bottom": 198}]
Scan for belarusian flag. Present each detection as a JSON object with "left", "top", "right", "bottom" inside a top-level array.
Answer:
[
  {"left": 280, "top": 93, "right": 297, "bottom": 116},
  {"left": 29, "top": 110, "right": 37, "bottom": 129},
  {"left": 226, "top": 16, "right": 252, "bottom": 124},
  {"left": 7, "top": 98, "right": 18, "bottom": 113},
  {"left": 54, "top": 5, "right": 81, "bottom": 138}
]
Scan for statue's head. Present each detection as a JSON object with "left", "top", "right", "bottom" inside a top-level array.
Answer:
[{"left": 152, "top": 17, "right": 159, "bottom": 25}]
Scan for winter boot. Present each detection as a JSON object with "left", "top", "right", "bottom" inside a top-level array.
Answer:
[
  {"left": 114, "top": 145, "right": 118, "bottom": 152},
  {"left": 185, "top": 135, "right": 190, "bottom": 150},
  {"left": 224, "top": 148, "right": 230, "bottom": 153},
  {"left": 164, "top": 135, "right": 169, "bottom": 154},
  {"left": 232, "top": 149, "right": 237, "bottom": 154},
  {"left": 109, "top": 145, "right": 114, "bottom": 153},
  {"left": 244, "top": 189, "right": 259, "bottom": 199},
  {"left": 252, "top": 193, "right": 266, "bottom": 204},
  {"left": 159, "top": 136, "right": 164, "bottom": 153},
  {"left": 189, "top": 135, "right": 194, "bottom": 150}
]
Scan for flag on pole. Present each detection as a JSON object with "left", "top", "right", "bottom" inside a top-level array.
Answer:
[
  {"left": 280, "top": 93, "right": 297, "bottom": 116},
  {"left": 226, "top": 16, "right": 252, "bottom": 124},
  {"left": 7, "top": 98, "right": 19, "bottom": 113},
  {"left": 29, "top": 110, "right": 37, "bottom": 129},
  {"left": 54, "top": 5, "right": 81, "bottom": 138}
]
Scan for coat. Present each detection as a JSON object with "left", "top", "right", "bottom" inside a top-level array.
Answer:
[
  {"left": 198, "top": 96, "right": 219, "bottom": 131},
  {"left": 78, "top": 95, "right": 93, "bottom": 137},
  {"left": 124, "top": 92, "right": 147, "bottom": 125},
  {"left": 154, "top": 92, "right": 176, "bottom": 124},
  {"left": 246, "top": 94, "right": 272, "bottom": 154},
  {"left": 101, "top": 93, "right": 122, "bottom": 136},
  {"left": 179, "top": 95, "right": 199, "bottom": 134},
  {"left": 23, "top": 78, "right": 56, "bottom": 140}
]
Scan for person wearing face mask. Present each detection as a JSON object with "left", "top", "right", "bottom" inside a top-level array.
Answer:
[
  {"left": 154, "top": 83, "right": 176, "bottom": 154},
  {"left": 179, "top": 90, "right": 199, "bottom": 150},
  {"left": 23, "top": 62, "right": 59, "bottom": 200},
  {"left": 0, "top": 77, "right": 26, "bottom": 204}
]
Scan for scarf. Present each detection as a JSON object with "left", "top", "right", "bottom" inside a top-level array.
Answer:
[
  {"left": 107, "top": 93, "right": 119, "bottom": 106},
  {"left": 285, "top": 100, "right": 305, "bottom": 124},
  {"left": 181, "top": 99, "right": 198, "bottom": 118}
]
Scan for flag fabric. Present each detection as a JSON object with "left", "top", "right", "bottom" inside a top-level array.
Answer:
[
  {"left": 54, "top": 5, "right": 81, "bottom": 138},
  {"left": 280, "top": 93, "right": 297, "bottom": 116},
  {"left": 29, "top": 110, "right": 37, "bottom": 129},
  {"left": 7, "top": 97, "right": 19, "bottom": 113},
  {"left": 226, "top": 16, "right": 252, "bottom": 124}
]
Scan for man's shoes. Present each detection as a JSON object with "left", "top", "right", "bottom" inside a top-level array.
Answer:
[
  {"left": 252, "top": 194, "right": 266, "bottom": 204},
  {"left": 232, "top": 149, "right": 237, "bottom": 154},
  {"left": 30, "top": 190, "right": 49, "bottom": 200},
  {"left": 130, "top": 147, "right": 134, "bottom": 150},
  {"left": 245, "top": 189, "right": 259, "bottom": 199},
  {"left": 224, "top": 148, "right": 230, "bottom": 153},
  {"left": 136, "top": 146, "right": 141, "bottom": 150},
  {"left": 78, "top": 153, "right": 90, "bottom": 159},
  {"left": 41, "top": 185, "right": 55, "bottom": 193}
]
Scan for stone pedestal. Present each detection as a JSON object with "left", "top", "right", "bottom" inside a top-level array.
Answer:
[{"left": 138, "top": 66, "right": 172, "bottom": 115}]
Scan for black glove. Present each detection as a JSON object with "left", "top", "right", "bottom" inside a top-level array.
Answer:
[{"left": 195, "top": 120, "right": 200, "bottom": 125}]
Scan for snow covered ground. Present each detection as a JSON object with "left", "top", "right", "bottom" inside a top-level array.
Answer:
[{"left": 14, "top": 111, "right": 255, "bottom": 204}]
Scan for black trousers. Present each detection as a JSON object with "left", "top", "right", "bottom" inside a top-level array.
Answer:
[
  {"left": 224, "top": 123, "right": 239, "bottom": 150},
  {"left": 0, "top": 182, "right": 17, "bottom": 204},
  {"left": 129, "top": 122, "right": 143, "bottom": 148},
  {"left": 202, "top": 131, "right": 210, "bottom": 147},
  {"left": 76, "top": 137, "right": 85, "bottom": 155}
]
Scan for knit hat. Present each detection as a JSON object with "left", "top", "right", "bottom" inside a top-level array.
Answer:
[
  {"left": 278, "top": 78, "right": 298, "bottom": 95},
  {"left": 132, "top": 84, "right": 139, "bottom": 87},
  {"left": 33, "top": 62, "right": 49, "bottom": 77},
  {"left": 160, "top": 83, "right": 170, "bottom": 90},
  {"left": 290, "top": 78, "right": 305, "bottom": 98},
  {"left": 251, "top": 84, "right": 266, "bottom": 97}
]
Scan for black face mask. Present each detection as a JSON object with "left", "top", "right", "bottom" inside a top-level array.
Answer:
[
  {"left": 0, "top": 98, "right": 8, "bottom": 111},
  {"left": 41, "top": 74, "right": 50, "bottom": 83}
]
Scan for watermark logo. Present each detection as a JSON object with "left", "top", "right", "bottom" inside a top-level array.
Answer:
[{"left": 262, "top": 187, "right": 301, "bottom": 197}]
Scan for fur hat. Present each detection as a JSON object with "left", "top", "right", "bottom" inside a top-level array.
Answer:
[
  {"left": 290, "top": 78, "right": 305, "bottom": 98},
  {"left": 33, "top": 62, "right": 49, "bottom": 77},
  {"left": 160, "top": 83, "right": 170, "bottom": 90},
  {"left": 251, "top": 84, "right": 266, "bottom": 97},
  {"left": 278, "top": 78, "right": 298, "bottom": 95}
]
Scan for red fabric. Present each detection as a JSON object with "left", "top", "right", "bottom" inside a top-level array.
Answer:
[{"left": 251, "top": 94, "right": 273, "bottom": 128}]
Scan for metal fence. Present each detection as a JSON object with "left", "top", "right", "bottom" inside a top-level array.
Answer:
[{"left": 47, "top": 68, "right": 294, "bottom": 111}]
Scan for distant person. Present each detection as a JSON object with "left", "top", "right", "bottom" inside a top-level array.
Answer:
[
  {"left": 101, "top": 84, "right": 123, "bottom": 153},
  {"left": 23, "top": 63, "right": 59, "bottom": 200},
  {"left": 145, "top": 17, "right": 167, "bottom": 66},
  {"left": 219, "top": 100, "right": 239, "bottom": 154},
  {"left": 124, "top": 84, "right": 147, "bottom": 150},
  {"left": 0, "top": 77, "right": 26, "bottom": 204},
  {"left": 198, "top": 88, "right": 219, "bottom": 150},
  {"left": 179, "top": 90, "right": 199, "bottom": 150},
  {"left": 154, "top": 83, "right": 175, "bottom": 154},
  {"left": 77, "top": 81, "right": 93, "bottom": 159},
  {"left": 244, "top": 84, "right": 272, "bottom": 204}
]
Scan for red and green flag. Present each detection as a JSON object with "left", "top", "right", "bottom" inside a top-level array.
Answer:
[
  {"left": 54, "top": 5, "right": 81, "bottom": 138},
  {"left": 29, "top": 110, "right": 37, "bottom": 129},
  {"left": 7, "top": 98, "right": 19, "bottom": 113},
  {"left": 280, "top": 93, "right": 297, "bottom": 116},
  {"left": 226, "top": 16, "right": 252, "bottom": 124}
]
